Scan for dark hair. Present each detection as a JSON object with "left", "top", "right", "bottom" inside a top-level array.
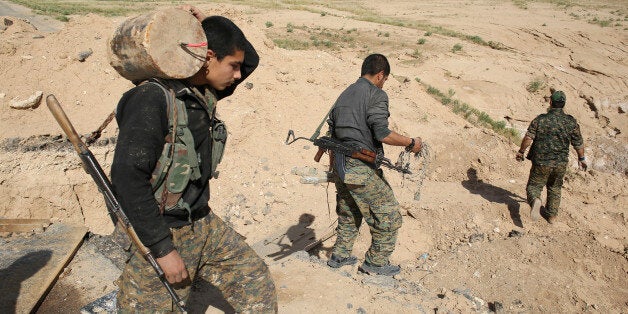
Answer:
[
  {"left": 361, "top": 54, "right": 390, "bottom": 76},
  {"left": 201, "top": 16, "right": 247, "bottom": 60}
]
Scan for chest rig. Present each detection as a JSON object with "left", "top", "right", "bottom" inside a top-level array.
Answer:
[{"left": 145, "top": 79, "right": 227, "bottom": 217}]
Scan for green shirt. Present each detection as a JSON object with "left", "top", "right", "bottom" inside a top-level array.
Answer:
[{"left": 526, "top": 108, "right": 584, "bottom": 166}]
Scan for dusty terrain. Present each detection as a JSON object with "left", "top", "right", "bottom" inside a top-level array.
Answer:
[{"left": 1, "top": 0, "right": 627, "bottom": 313}]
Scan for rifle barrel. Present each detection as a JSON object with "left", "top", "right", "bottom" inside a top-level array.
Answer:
[{"left": 46, "top": 94, "right": 188, "bottom": 313}]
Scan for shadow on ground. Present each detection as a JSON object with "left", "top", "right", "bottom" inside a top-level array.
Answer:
[{"left": 461, "top": 168, "right": 525, "bottom": 228}]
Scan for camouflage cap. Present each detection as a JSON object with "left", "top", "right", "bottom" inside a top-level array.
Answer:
[{"left": 551, "top": 90, "right": 566, "bottom": 103}]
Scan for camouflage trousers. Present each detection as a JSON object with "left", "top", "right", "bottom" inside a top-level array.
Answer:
[
  {"left": 526, "top": 163, "right": 567, "bottom": 217},
  {"left": 332, "top": 157, "right": 402, "bottom": 266},
  {"left": 116, "top": 211, "right": 277, "bottom": 313}
]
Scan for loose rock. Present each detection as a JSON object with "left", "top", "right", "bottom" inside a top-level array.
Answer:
[{"left": 9, "top": 90, "right": 43, "bottom": 109}]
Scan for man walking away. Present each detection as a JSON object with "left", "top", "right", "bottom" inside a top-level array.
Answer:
[{"left": 516, "top": 90, "right": 587, "bottom": 224}]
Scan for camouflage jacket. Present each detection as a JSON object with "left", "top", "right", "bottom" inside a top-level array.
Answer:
[{"left": 526, "top": 108, "right": 583, "bottom": 166}]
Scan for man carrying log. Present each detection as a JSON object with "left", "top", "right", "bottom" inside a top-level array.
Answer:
[{"left": 111, "top": 6, "right": 277, "bottom": 312}]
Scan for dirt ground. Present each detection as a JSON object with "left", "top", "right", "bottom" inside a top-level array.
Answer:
[{"left": 1, "top": 0, "right": 626, "bottom": 313}]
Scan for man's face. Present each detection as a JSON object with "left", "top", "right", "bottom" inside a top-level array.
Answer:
[{"left": 204, "top": 49, "right": 244, "bottom": 90}]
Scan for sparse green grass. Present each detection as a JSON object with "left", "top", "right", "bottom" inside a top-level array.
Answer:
[
  {"left": 513, "top": 0, "right": 528, "bottom": 9},
  {"left": 11, "top": 0, "right": 510, "bottom": 50},
  {"left": 513, "top": 0, "right": 576, "bottom": 9},
  {"left": 410, "top": 48, "right": 421, "bottom": 58},
  {"left": 417, "top": 38, "right": 426, "bottom": 45},
  {"left": 588, "top": 17, "right": 612, "bottom": 27},
  {"left": 526, "top": 79, "right": 546, "bottom": 93},
  {"left": 8, "top": 0, "right": 140, "bottom": 19},
  {"left": 265, "top": 21, "right": 274, "bottom": 28},
  {"left": 273, "top": 38, "right": 309, "bottom": 50},
  {"left": 269, "top": 24, "right": 360, "bottom": 51},
  {"left": 235, "top": 0, "right": 509, "bottom": 50},
  {"left": 423, "top": 84, "right": 521, "bottom": 142},
  {"left": 452, "top": 43, "right": 463, "bottom": 53}
]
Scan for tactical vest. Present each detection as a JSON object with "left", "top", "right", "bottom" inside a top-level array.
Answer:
[{"left": 144, "top": 79, "right": 227, "bottom": 217}]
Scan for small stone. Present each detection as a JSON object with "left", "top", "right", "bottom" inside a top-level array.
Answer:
[
  {"left": 469, "top": 233, "right": 485, "bottom": 243},
  {"left": 77, "top": 48, "right": 93, "bottom": 62},
  {"left": 245, "top": 82, "right": 254, "bottom": 89},
  {"left": 508, "top": 230, "right": 523, "bottom": 238},
  {"left": 3, "top": 18, "right": 13, "bottom": 29},
  {"left": 10, "top": 91, "right": 43, "bottom": 109}
]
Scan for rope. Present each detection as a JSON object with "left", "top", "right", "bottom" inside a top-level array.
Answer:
[{"left": 180, "top": 42, "right": 207, "bottom": 48}]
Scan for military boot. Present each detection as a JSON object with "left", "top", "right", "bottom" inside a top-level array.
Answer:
[
  {"left": 358, "top": 261, "right": 400, "bottom": 276},
  {"left": 327, "top": 254, "right": 358, "bottom": 268}
]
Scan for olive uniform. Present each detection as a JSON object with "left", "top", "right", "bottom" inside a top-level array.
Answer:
[{"left": 524, "top": 107, "right": 584, "bottom": 216}]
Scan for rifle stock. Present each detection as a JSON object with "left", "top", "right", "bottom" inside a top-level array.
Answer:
[
  {"left": 46, "top": 95, "right": 187, "bottom": 313},
  {"left": 313, "top": 147, "right": 325, "bottom": 162},
  {"left": 351, "top": 148, "right": 376, "bottom": 164}
]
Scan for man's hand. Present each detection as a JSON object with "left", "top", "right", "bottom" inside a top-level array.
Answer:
[
  {"left": 578, "top": 160, "right": 588, "bottom": 171},
  {"left": 411, "top": 137, "right": 423, "bottom": 154},
  {"left": 179, "top": 5, "right": 207, "bottom": 21},
  {"left": 156, "top": 250, "right": 189, "bottom": 285},
  {"left": 516, "top": 151, "right": 524, "bottom": 162}
]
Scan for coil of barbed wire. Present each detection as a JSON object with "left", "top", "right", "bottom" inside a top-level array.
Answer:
[{"left": 395, "top": 142, "right": 431, "bottom": 201}]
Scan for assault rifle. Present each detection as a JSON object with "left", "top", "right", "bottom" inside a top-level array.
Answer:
[
  {"left": 46, "top": 95, "right": 187, "bottom": 313},
  {"left": 285, "top": 130, "right": 411, "bottom": 174}
]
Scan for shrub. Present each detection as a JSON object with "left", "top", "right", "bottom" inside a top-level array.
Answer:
[{"left": 526, "top": 79, "right": 545, "bottom": 93}]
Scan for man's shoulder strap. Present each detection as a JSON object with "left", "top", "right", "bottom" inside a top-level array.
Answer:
[
  {"left": 139, "top": 79, "right": 192, "bottom": 148},
  {"left": 143, "top": 78, "right": 176, "bottom": 115}
]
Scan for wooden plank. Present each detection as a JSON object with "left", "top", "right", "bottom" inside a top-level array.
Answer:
[
  {"left": 0, "top": 223, "right": 87, "bottom": 313},
  {"left": 0, "top": 219, "right": 51, "bottom": 233}
]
